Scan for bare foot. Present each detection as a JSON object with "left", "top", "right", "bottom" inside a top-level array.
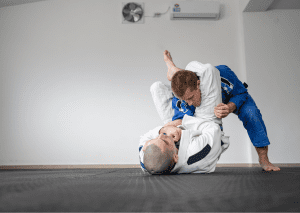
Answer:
[
  {"left": 164, "top": 50, "right": 182, "bottom": 80},
  {"left": 259, "top": 158, "right": 281, "bottom": 172},
  {"left": 163, "top": 50, "right": 173, "bottom": 62},
  {"left": 164, "top": 50, "right": 176, "bottom": 70},
  {"left": 255, "top": 146, "right": 280, "bottom": 172}
]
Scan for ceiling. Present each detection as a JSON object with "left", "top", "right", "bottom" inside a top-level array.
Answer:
[
  {"left": 0, "top": 0, "right": 300, "bottom": 10},
  {"left": 0, "top": 0, "right": 46, "bottom": 8},
  {"left": 268, "top": 0, "right": 300, "bottom": 10}
]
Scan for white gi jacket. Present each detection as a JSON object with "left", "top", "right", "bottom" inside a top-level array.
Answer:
[
  {"left": 140, "top": 60, "right": 229, "bottom": 174},
  {"left": 185, "top": 61, "right": 223, "bottom": 125},
  {"left": 139, "top": 115, "right": 230, "bottom": 174}
]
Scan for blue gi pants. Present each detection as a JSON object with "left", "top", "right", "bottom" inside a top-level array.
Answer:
[{"left": 234, "top": 94, "right": 270, "bottom": 148}]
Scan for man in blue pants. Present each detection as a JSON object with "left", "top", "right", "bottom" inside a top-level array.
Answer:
[{"left": 163, "top": 50, "right": 280, "bottom": 172}]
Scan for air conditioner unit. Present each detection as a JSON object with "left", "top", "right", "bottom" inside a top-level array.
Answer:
[{"left": 170, "top": 1, "right": 220, "bottom": 20}]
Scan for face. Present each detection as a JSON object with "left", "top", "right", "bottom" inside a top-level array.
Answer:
[
  {"left": 142, "top": 132, "right": 179, "bottom": 163},
  {"left": 181, "top": 80, "right": 201, "bottom": 107},
  {"left": 160, "top": 126, "right": 182, "bottom": 143}
]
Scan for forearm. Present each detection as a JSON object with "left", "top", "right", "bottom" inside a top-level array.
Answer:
[
  {"left": 229, "top": 92, "right": 247, "bottom": 111},
  {"left": 227, "top": 102, "right": 237, "bottom": 113},
  {"left": 163, "top": 119, "right": 182, "bottom": 127}
]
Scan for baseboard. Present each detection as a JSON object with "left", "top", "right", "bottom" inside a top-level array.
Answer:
[
  {"left": 1, "top": 164, "right": 299, "bottom": 170},
  {"left": 0, "top": 164, "right": 140, "bottom": 170}
]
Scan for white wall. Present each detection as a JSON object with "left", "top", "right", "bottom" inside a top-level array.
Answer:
[
  {"left": 0, "top": 0, "right": 280, "bottom": 166},
  {"left": 243, "top": 9, "right": 300, "bottom": 163}
]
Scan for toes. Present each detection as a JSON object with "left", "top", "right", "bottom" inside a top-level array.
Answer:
[
  {"left": 262, "top": 166, "right": 281, "bottom": 172},
  {"left": 270, "top": 165, "right": 280, "bottom": 171},
  {"left": 274, "top": 167, "right": 281, "bottom": 171},
  {"left": 262, "top": 169, "right": 271, "bottom": 173}
]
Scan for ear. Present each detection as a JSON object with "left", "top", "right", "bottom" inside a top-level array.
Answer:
[
  {"left": 197, "top": 80, "right": 200, "bottom": 89},
  {"left": 173, "top": 153, "right": 179, "bottom": 163}
]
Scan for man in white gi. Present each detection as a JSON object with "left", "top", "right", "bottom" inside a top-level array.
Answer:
[{"left": 139, "top": 115, "right": 229, "bottom": 174}]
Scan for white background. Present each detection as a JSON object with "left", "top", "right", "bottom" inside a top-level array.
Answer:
[{"left": 0, "top": 0, "right": 299, "bottom": 165}]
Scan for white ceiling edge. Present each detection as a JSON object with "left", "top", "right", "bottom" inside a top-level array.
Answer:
[
  {"left": 0, "top": 0, "right": 47, "bottom": 8},
  {"left": 268, "top": 0, "right": 300, "bottom": 10},
  {"left": 244, "top": 0, "right": 274, "bottom": 12},
  {"left": 243, "top": 0, "right": 300, "bottom": 12}
]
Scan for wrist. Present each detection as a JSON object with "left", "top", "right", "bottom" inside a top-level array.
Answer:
[
  {"left": 175, "top": 119, "right": 182, "bottom": 126},
  {"left": 227, "top": 102, "right": 237, "bottom": 113}
]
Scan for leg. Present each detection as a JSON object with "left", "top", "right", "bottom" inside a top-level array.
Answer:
[
  {"left": 150, "top": 81, "right": 174, "bottom": 125},
  {"left": 236, "top": 94, "right": 280, "bottom": 171},
  {"left": 255, "top": 146, "right": 280, "bottom": 171},
  {"left": 163, "top": 50, "right": 182, "bottom": 81}
]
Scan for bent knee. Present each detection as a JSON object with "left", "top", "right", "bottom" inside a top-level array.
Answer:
[
  {"left": 150, "top": 81, "right": 164, "bottom": 93},
  {"left": 242, "top": 106, "right": 261, "bottom": 120}
]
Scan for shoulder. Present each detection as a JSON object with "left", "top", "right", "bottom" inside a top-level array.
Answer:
[
  {"left": 185, "top": 61, "right": 215, "bottom": 77},
  {"left": 186, "top": 61, "right": 214, "bottom": 70}
]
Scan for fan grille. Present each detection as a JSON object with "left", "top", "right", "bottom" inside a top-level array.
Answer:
[{"left": 122, "top": 2, "right": 144, "bottom": 23}]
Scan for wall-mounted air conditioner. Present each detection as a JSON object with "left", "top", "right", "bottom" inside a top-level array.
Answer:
[{"left": 170, "top": 1, "right": 220, "bottom": 20}]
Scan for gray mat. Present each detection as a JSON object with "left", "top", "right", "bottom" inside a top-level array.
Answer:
[{"left": 0, "top": 167, "right": 299, "bottom": 212}]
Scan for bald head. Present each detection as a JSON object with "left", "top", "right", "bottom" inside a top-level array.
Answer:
[{"left": 143, "top": 144, "right": 174, "bottom": 174}]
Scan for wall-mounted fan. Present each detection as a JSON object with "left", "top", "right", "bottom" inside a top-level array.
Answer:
[{"left": 122, "top": 2, "right": 144, "bottom": 24}]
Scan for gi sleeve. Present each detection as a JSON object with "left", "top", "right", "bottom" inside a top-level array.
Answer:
[
  {"left": 186, "top": 61, "right": 222, "bottom": 123},
  {"left": 182, "top": 114, "right": 207, "bottom": 131},
  {"left": 187, "top": 121, "right": 221, "bottom": 157}
]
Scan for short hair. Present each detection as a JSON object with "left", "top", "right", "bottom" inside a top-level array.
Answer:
[
  {"left": 171, "top": 70, "right": 198, "bottom": 99},
  {"left": 143, "top": 143, "right": 175, "bottom": 174}
]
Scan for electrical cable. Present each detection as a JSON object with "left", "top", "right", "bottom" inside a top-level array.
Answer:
[{"left": 144, "top": 6, "right": 171, "bottom": 17}]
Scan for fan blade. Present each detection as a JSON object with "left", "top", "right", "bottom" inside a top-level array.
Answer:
[
  {"left": 123, "top": 8, "right": 131, "bottom": 14},
  {"left": 133, "top": 7, "right": 143, "bottom": 14},
  {"left": 124, "top": 14, "right": 133, "bottom": 21},
  {"left": 133, "top": 14, "right": 141, "bottom": 22},
  {"left": 129, "top": 3, "right": 136, "bottom": 10}
]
